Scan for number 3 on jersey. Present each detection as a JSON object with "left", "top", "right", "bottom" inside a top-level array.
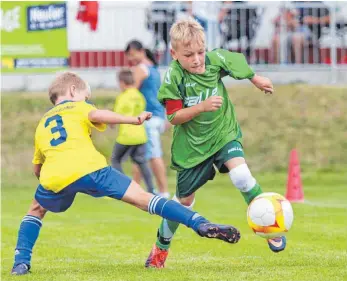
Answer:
[{"left": 45, "top": 114, "right": 67, "bottom": 146}]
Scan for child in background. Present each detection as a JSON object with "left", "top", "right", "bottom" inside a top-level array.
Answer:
[{"left": 111, "top": 68, "right": 156, "bottom": 194}]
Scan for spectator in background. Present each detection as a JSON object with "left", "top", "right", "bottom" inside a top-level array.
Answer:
[
  {"left": 271, "top": 2, "right": 330, "bottom": 64},
  {"left": 110, "top": 69, "right": 156, "bottom": 195},
  {"left": 271, "top": 7, "right": 304, "bottom": 64},
  {"left": 218, "top": 1, "right": 259, "bottom": 60},
  {"left": 295, "top": 1, "right": 330, "bottom": 63},
  {"left": 146, "top": 1, "right": 177, "bottom": 65},
  {"left": 296, "top": 1, "right": 330, "bottom": 42},
  {"left": 186, "top": 1, "right": 221, "bottom": 50},
  {"left": 125, "top": 40, "right": 170, "bottom": 199}
]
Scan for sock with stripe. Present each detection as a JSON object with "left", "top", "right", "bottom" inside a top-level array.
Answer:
[
  {"left": 155, "top": 197, "right": 195, "bottom": 250},
  {"left": 155, "top": 219, "right": 180, "bottom": 250},
  {"left": 14, "top": 215, "right": 42, "bottom": 267},
  {"left": 148, "top": 195, "right": 208, "bottom": 233}
]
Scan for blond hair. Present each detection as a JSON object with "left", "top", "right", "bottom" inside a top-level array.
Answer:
[
  {"left": 118, "top": 68, "right": 135, "bottom": 85},
  {"left": 170, "top": 17, "right": 205, "bottom": 50},
  {"left": 48, "top": 72, "right": 87, "bottom": 104}
]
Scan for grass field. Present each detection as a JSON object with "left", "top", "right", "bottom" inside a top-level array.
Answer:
[
  {"left": 2, "top": 172, "right": 347, "bottom": 281},
  {"left": 1, "top": 86, "right": 347, "bottom": 280}
]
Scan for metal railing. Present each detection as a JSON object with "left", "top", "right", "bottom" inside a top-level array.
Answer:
[
  {"left": 144, "top": 1, "right": 347, "bottom": 67},
  {"left": 2, "top": 1, "right": 346, "bottom": 92},
  {"left": 66, "top": 2, "right": 346, "bottom": 69}
]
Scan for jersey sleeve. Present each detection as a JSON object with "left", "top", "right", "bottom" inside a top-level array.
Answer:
[
  {"left": 32, "top": 139, "right": 45, "bottom": 164},
  {"left": 82, "top": 101, "right": 107, "bottom": 131},
  {"left": 208, "top": 49, "right": 255, "bottom": 80},
  {"left": 158, "top": 64, "right": 184, "bottom": 121}
]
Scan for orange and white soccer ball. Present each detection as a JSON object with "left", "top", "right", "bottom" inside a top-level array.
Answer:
[{"left": 247, "top": 192, "right": 294, "bottom": 239}]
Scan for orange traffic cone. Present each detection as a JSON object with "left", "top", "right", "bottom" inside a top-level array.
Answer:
[{"left": 285, "top": 149, "right": 304, "bottom": 202}]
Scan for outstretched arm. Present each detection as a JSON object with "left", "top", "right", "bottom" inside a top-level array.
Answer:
[
  {"left": 88, "top": 110, "right": 152, "bottom": 125},
  {"left": 207, "top": 49, "right": 274, "bottom": 94},
  {"left": 250, "top": 74, "right": 274, "bottom": 94}
]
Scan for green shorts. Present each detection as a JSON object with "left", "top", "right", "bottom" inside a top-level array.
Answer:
[{"left": 176, "top": 140, "right": 244, "bottom": 198}]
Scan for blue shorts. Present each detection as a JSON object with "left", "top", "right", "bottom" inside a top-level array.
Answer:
[
  {"left": 35, "top": 167, "right": 131, "bottom": 213},
  {"left": 145, "top": 116, "right": 165, "bottom": 160}
]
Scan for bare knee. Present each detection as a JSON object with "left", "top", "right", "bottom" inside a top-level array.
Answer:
[
  {"left": 292, "top": 33, "right": 305, "bottom": 45},
  {"left": 177, "top": 193, "right": 195, "bottom": 207},
  {"left": 27, "top": 200, "right": 47, "bottom": 219}
]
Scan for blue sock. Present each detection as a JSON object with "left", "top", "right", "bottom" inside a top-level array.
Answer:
[
  {"left": 14, "top": 215, "right": 42, "bottom": 267},
  {"left": 148, "top": 196, "right": 208, "bottom": 233}
]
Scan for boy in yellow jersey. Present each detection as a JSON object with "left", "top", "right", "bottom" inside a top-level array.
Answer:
[
  {"left": 11, "top": 71, "right": 241, "bottom": 276},
  {"left": 111, "top": 69, "right": 155, "bottom": 194}
]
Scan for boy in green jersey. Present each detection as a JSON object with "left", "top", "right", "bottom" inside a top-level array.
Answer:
[{"left": 145, "top": 18, "right": 286, "bottom": 269}]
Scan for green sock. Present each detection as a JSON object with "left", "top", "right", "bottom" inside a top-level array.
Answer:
[
  {"left": 241, "top": 183, "right": 263, "bottom": 205},
  {"left": 155, "top": 219, "right": 180, "bottom": 250}
]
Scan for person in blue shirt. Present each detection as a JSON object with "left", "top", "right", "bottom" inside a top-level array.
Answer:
[{"left": 125, "top": 40, "right": 170, "bottom": 198}]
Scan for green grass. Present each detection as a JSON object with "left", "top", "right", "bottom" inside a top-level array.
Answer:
[
  {"left": 2, "top": 85, "right": 347, "bottom": 175},
  {"left": 1, "top": 172, "right": 347, "bottom": 281},
  {"left": 1, "top": 86, "right": 347, "bottom": 280}
]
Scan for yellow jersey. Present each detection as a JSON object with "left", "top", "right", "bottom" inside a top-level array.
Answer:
[
  {"left": 32, "top": 100, "right": 108, "bottom": 192},
  {"left": 114, "top": 88, "right": 147, "bottom": 145}
]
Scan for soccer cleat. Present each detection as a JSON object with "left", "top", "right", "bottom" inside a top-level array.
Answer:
[
  {"left": 197, "top": 223, "right": 241, "bottom": 244},
  {"left": 145, "top": 244, "right": 169, "bottom": 268},
  {"left": 267, "top": 236, "right": 286, "bottom": 252},
  {"left": 11, "top": 263, "right": 30, "bottom": 275}
]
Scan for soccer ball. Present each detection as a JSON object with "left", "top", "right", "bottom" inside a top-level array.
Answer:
[{"left": 247, "top": 192, "right": 294, "bottom": 239}]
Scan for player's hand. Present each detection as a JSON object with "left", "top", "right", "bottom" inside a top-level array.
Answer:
[
  {"left": 251, "top": 75, "right": 274, "bottom": 94},
  {"left": 200, "top": 96, "right": 223, "bottom": 112},
  {"left": 136, "top": 111, "right": 152, "bottom": 125}
]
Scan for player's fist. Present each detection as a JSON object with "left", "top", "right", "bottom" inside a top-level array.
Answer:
[
  {"left": 200, "top": 96, "right": 223, "bottom": 112},
  {"left": 136, "top": 111, "right": 152, "bottom": 125},
  {"left": 251, "top": 75, "right": 274, "bottom": 94}
]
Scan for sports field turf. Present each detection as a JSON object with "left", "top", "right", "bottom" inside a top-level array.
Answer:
[
  {"left": 2, "top": 86, "right": 346, "bottom": 280},
  {"left": 2, "top": 172, "right": 346, "bottom": 281}
]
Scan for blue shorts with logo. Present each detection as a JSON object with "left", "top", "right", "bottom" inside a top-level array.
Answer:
[{"left": 35, "top": 167, "right": 131, "bottom": 213}]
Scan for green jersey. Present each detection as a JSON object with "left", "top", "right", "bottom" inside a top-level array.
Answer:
[{"left": 158, "top": 49, "right": 255, "bottom": 170}]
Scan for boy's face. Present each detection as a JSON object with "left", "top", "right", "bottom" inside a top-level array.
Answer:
[{"left": 171, "top": 41, "right": 205, "bottom": 74}]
